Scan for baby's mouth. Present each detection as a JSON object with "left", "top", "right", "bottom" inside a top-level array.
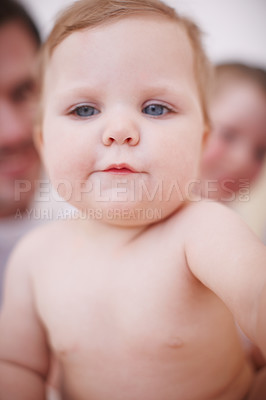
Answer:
[{"left": 103, "top": 163, "right": 137, "bottom": 175}]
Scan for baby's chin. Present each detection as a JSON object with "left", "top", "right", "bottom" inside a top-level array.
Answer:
[{"left": 69, "top": 200, "right": 185, "bottom": 228}]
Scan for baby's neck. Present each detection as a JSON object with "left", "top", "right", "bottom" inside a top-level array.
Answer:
[{"left": 77, "top": 215, "right": 149, "bottom": 247}]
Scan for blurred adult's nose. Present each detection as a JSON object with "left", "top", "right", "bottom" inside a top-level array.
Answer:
[
  {"left": 230, "top": 143, "right": 253, "bottom": 177},
  {"left": 102, "top": 113, "right": 140, "bottom": 146},
  {"left": 0, "top": 101, "right": 28, "bottom": 145}
]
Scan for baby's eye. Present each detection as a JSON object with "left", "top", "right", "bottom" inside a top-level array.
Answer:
[
  {"left": 142, "top": 104, "right": 171, "bottom": 117},
  {"left": 72, "top": 105, "right": 100, "bottom": 117}
]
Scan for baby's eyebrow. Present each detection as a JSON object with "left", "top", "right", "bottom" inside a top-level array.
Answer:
[
  {"left": 55, "top": 80, "right": 185, "bottom": 95},
  {"left": 138, "top": 81, "right": 191, "bottom": 100},
  {"left": 139, "top": 83, "right": 192, "bottom": 110},
  {"left": 54, "top": 85, "right": 104, "bottom": 99},
  {"left": 53, "top": 81, "right": 190, "bottom": 109}
]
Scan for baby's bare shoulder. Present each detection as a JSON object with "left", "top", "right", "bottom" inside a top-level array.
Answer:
[
  {"left": 8, "top": 219, "right": 76, "bottom": 270},
  {"left": 179, "top": 200, "right": 266, "bottom": 344},
  {"left": 166, "top": 200, "right": 241, "bottom": 238},
  {"left": 177, "top": 199, "right": 262, "bottom": 263},
  {"left": 169, "top": 199, "right": 263, "bottom": 279},
  {"left": 150, "top": 201, "right": 239, "bottom": 252},
  {"left": 179, "top": 199, "right": 250, "bottom": 236}
]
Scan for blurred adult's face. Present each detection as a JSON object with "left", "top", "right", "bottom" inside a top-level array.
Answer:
[
  {"left": 0, "top": 20, "right": 40, "bottom": 217},
  {"left": 201, "top": 81, "right": 266, "bottom": 201}
]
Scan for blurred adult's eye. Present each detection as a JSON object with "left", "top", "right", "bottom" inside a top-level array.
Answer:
[
  {"left": 11, "top": 80, "right": 36, "bottom": 103},
  {"left": 254, "top": 147, "right": 266, "bottom": 162},
  {"left": 220, "top": 127, "right": 237, "bottom": 143}
]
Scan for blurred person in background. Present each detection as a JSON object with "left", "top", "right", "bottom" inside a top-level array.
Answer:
[
  {"left": 201, "top": 62, "right": 266, "bottom": 203},
  {"left": 0, "top": 5, "right": 72, "bottom": 397},
  {"left": 200, "top": 62, "right": 266, "bottom": 370},
  {"left": 0, "top": 0, "right": 41, "bottom": 303}
]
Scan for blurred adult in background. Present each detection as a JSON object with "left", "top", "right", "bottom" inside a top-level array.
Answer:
[
  {"left": 201, "top": 63, "right": 266, "bottom": 203},
  {"left": 0, "top": 0, "right": 41, "bottom": 302},
  {"left": 200, "top": 63, "right": 266, "bottom": 369}
]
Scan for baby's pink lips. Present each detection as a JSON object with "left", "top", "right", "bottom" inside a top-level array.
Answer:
[{"left": 103, "top": 163, "right": 137, "bottom": 174}]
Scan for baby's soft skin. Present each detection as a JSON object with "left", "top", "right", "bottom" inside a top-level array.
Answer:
[
  {"left": 0, "top": 15, "right": 265, "bottom": 400},
  {"left": 0, "top": 202, "right": 265, "bottom": 400}
]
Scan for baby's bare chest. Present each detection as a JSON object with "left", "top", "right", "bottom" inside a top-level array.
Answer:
[
  {"left": 30, "top": 219, "right": 252, "bottom": 400},
  {"left": 34, "top": 237, "right": 248, "bottom": 400},
  {"left": 35, "top": 241, "right": 232, "bottom": 358}
]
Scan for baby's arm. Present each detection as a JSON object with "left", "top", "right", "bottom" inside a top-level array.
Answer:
[
  {"left": 0, "top": 237, "right": 49, "bottom": 399},
  {"left": 185, "top": 202, "right": 266, "bottom": 357}
]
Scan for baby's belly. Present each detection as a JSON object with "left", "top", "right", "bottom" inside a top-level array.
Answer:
[
  {"left": 41, "top": 249, "right": 255, "bottom": 400},
  {"left": 57, "top": 332, "right": 254, "bottom": 400}
]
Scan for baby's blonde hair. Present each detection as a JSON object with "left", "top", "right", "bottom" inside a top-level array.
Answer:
[{"left": 38, "top": 0, "right": 212, "bottom": 126}]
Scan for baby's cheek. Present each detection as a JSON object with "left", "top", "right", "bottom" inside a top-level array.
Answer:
[
  {"left": 42, "top": 144, "right": 76, "bottom": 198},
  {"left": 161, "top": 140, "right": 200, "bottom": 195}
]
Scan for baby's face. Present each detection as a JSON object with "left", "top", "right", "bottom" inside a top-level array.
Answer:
[
  {"left": 41, "top": 16, "right": 204, "bottom": 224},
  {"left": 202, "top": 81, "right": 266, "bottom": 200}
]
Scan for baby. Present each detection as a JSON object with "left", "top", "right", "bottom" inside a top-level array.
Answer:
[
  {"left": 201, "top": 63, "right": 266, "bottom": 202},
  {"left": 0, "top": 1, "right": 266, "bottom": 399}
]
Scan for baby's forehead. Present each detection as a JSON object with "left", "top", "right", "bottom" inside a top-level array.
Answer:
[
  {"left": 44, "top": 16, "right": 196, "bottom": 94},
  {"left": 49, "top": 15, "right": 192, "bottom": 67}
]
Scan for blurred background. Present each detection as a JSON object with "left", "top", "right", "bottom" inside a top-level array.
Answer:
[{"left": 18, "top": 0, "right": 266, "bottom": 67}]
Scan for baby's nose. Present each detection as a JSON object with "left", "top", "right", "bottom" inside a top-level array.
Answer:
[{"left": 102, "top": 117, "right": 140, "bottom": 146}]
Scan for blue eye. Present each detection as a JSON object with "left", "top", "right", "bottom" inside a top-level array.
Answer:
[
  {"left": 143, "top": 104, "right": 170, "bottom": 116},
  {"left": 73, "top": 105, "right": 99, "bottom": 117}
]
